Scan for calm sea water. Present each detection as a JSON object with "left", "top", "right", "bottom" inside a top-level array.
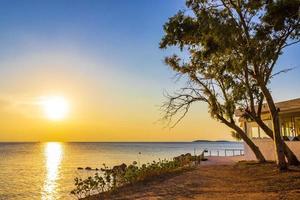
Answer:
[{"left": 0, "top": 142, "right": 243, "bottom": 200}]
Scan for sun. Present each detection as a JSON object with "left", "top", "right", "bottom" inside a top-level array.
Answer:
[{"left": 41, "top": 96, "right": 70, "bottom": 121}]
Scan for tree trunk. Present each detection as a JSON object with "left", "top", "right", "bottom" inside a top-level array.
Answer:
[
  {"left": 259, "top": 83, "right": 287, "bottom": 170},
  {"left": 218, "top": 116, "right": 266, "bottom": 163},
  {"left": 237, "top": 128, "right": 266, "bottom": 163},
  {"left": 283, "top": 143, "right": 300, "bottom": 166},
  {"left": 255, "top": 117, "right": 299, "bottom": 165},
  {"left": 271, "top": 112, "right": 287, "bottom": 170}
]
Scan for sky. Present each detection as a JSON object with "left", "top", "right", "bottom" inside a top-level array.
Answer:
[{"left": 0, "top": 0, "right": 299, "bottom": 142}]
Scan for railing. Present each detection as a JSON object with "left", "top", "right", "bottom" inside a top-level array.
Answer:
[{"left": 200, "top": 149, "right": 244, "bottom": 157}]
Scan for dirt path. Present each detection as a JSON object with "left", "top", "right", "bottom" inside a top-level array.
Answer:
[{"left": 87, "top": 160, "right": 300, "bottom": 200}]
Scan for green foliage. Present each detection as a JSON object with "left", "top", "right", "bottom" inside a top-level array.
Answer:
[
  {"left": 70, "top": 153, "right": 200, "bottom": 199},
  {"left": 160, "top": 1, "right": 299, "bottom": 166},
  {"left": 160, "top": 0, "right": 299, "bottom": 127},
  {"left": 70, "top": 173, "right": 106, "bottom": 199}
]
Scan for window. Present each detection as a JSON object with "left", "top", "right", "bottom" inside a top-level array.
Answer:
[
  {"left": 295, "top": 117, "right": 300, "bottom": 136},
  {"left": 251, "top": 127, "right": 259, "bottom": 138},
  {"left": 260, "top": 129, "right": 269, "bottom": 138},
  {"left": 280, "top": 116, "right": 300, "bottom": 137}
]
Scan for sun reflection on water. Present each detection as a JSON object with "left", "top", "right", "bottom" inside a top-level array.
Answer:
[{"left": 42, "top": 142, "right": 63, "bottom": 200}]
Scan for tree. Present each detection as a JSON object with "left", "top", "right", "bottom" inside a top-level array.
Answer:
[
  {"left": 231, "top": 131, "right": 242, "bottom": 141},
  {"left": 160, "top": 0, "right": 300, "bottom": 170},
  {"left": 160, "top": 55, "right": 266, "bottom": 163},
  {"left": 236, "top": 85, "right": 299, "bottom": 166}
]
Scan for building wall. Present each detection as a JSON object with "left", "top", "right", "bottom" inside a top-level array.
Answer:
[{"left": 244, "top": 139, "right": 300, "bottom": 160}]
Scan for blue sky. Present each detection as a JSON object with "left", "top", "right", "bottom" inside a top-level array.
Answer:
[
  {"left": 0, "top": 0, "right": 299, "bottom": 141},
  {"left": 0, "top": 0, "right": 298, "bottom": 100},
  {"left": 0, "top": 0, "right": 182, "bottom": 76},
  {"left": 0, "top": 0, "right": 187, "bottom": 97}
]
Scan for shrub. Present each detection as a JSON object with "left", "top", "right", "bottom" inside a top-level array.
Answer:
[{"left": 70, "top": 153, "right": 201, "bottom": 199}]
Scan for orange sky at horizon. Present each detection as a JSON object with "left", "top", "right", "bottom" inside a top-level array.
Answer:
[
  {"left": 0, "top": 95, "right": 232, "bottom": 142},
  {"left": 0, "top": 92, "right": 232, "bottom": 142}
]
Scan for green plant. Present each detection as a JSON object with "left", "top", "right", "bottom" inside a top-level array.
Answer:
[{"left": 71, "top": 153, "right": 200, "bottom": 199}]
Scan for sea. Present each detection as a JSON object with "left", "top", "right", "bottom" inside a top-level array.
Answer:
[{"left": 0, "top": 142, "right": 243, "bottom": 200}]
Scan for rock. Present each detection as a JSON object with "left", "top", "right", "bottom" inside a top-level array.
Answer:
[
  {"left": 85, "top": 167, "right": 92, "bottom": 170},
  {"left": 77, "top": 167, "right": 83, "bottom": 170}
]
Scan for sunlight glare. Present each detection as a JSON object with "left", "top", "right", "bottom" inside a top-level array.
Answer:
[
  {"left": 41, "top": 96, "right": 70, "bottom": 120},
  {"left": 42, "top": 142, "right": 63, "bottom": 200}
]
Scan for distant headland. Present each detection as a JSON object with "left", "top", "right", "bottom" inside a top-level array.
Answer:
[{"left": 193, "top": 140, "right": 233, "bottom": 143}]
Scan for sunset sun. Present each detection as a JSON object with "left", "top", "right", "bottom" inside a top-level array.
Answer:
[{"left": 41, "top": 96, "right": 70, "bottom": 120}]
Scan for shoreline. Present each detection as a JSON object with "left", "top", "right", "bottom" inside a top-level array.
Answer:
[{"left": 83, "top": 157, "right": 300, "bottom": 200}]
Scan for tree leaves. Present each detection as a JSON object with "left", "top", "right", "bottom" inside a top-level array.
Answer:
[{"left": 160, "top": 0, "right": 299, "bottom": 134}]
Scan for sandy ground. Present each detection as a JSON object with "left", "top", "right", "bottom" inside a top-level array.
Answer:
[
  {"left": 86, "top": 157, "right": 300, "bottom": 200},
  {"left": 200, "top": 156, "right": 245, "bottom": 165}
]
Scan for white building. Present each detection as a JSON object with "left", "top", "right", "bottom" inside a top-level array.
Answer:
[{"left": 235, "top": 98, "right": 300, "bottom": 160}]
